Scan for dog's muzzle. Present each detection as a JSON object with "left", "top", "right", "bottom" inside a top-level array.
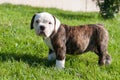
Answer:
[{"left": 37, "top": 25, "right": 46, "bottom": 36}]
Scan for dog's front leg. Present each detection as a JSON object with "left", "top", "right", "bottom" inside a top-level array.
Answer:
[
  {"left": 48, "top": 49, "right": 56, "bottom": 61},
  {"left": 55, "top": 46, "right": 66, "bottom": 69}
]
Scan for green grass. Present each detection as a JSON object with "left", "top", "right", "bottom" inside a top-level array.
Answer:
[{"left": 0, "top": 3, "right": 120, "bottom": 80}]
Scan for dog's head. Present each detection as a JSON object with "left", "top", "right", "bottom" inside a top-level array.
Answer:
[{"left": 30, "top": 12, "right": 60, "bottom": 38}]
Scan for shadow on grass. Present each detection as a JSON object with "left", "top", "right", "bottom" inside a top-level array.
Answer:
[{"left": 0, "top": 52, "right": 55, "bottom": 67}]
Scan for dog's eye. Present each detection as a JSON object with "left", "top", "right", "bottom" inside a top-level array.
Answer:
[
  {"left": 48, "top": 22, "right": 52, "bottom": 24},
  {"left": 36, "top": 20, "right": 40, "bottom": 24}
]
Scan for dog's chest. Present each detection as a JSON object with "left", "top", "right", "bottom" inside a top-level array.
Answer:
[{"left": 44, "top": 38, "right": 54, "bottom": 50}]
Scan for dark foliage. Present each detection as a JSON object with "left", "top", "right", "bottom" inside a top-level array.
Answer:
[{"left": 97, "top": 0, "right": 120, "bottom": 18}]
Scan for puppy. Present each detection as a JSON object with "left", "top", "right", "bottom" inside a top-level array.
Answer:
[{"left": 30, "top": 12, "right": 111, "bottom": 68}]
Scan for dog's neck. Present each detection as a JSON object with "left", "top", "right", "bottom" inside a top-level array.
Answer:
[
  {"left": 50, "top": 24, "right": 62, "bottom": 39},
  {"left": 50, "top": 28, "right": 56, "bottom": 38}
]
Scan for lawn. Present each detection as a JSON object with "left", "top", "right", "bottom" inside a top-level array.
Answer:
[{"left": 0, "top": 4, "right": 120, "bottom": 80}]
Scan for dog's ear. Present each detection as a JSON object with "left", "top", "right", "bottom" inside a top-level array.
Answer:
[
  {"left": 30, "top": 14, "right": 36, "bottom": 29},
  {"left": 52, "top": 15, "right": 61, "bottom": 32}
]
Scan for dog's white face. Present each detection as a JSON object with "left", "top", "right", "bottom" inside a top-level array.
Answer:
[{"left": 31, "top": 12, "right": 60, "bottom": 38}]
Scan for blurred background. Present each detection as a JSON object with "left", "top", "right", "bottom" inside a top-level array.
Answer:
[{"left": 0, "top": 0, "right": 99, "bottom": 12}]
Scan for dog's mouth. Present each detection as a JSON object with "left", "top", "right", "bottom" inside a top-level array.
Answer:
[{"left": 37, "top": 31, "right": 46, "bottom": 37}]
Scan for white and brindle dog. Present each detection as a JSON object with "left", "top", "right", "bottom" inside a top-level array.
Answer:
[{"left": 30, "top": 12, "right": 111, "bottom": 68}]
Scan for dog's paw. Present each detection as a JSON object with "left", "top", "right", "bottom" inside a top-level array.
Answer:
[
  {"left": 48, "top": 52, "right": 56, "bottom": 61},
  {"left": 56, "top": 59, "right": 65, "bottom": 69},
  {"left": 105, "top": 57, "right": 112, "bottom": 65}
]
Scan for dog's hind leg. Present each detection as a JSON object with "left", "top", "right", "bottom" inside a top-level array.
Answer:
[
  {"left": 95, "top": 26, "right": 111, "bottom": 65},
  {"left": 95, "top": 44, "right": 111, "bottom": 66}
]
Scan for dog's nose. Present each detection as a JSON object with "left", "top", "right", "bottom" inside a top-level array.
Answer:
[{"left": 40, "top": 25, "right": 45, "bottom": 31}]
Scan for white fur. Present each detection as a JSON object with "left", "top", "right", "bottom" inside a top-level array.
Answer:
[
  {"left": 44, "top": 38, "right": 54, "bottom": 50},
  {"left": 105, "top": 59, "right": 111, "bottom": 65},
  {"left": 54, "top": 16, "right": 61, "bottom": 32},
  {"left": 44, "top": 38, "right": 56, "bottom": 61},
  {"left": 56, "top": 59, "right": 65, "bottom": 68},
  {"left": 48, "top": 52, "right": 56, "bottom": 61},
  {"left": 33, "top": 12, "right": 61, "bottom": 38}
]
